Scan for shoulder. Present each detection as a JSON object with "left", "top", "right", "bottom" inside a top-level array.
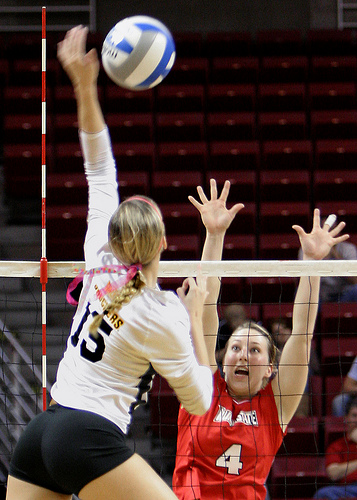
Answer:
[{"left": 138, "top": 288, "right": 191, "bottom": 341}]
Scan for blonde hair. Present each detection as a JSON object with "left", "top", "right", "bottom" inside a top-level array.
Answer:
[
  {"left": 89, "top": 196, "right": 165, "bottom": 336},
  {"left": 109, "top": 196, "right": 165, "bottom": 267}
]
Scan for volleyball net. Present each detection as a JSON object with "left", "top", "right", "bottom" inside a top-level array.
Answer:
[{"left": 0, "top": 259, "right": 357, "bottom": 498}]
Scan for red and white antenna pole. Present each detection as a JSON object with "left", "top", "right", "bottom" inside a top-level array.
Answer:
[{"left": 41, "top": 5, "right": 48, "bottom": 411}]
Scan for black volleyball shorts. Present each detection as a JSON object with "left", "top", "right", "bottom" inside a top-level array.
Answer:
[{"left": 9, "top": 404, "right": 134, "bottom": 496}]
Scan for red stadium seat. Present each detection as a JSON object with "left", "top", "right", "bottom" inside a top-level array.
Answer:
[
  {"left": 54, "top": 85, "right": 104, "bottom": 115},
  {"left": 207, "top": 112, "right": 256, "bottom": 141},
  {"left": 163, "top": 57, "right": 209, "bottom": 85},
  {"left": 314, "top": 170, "right": 357, "bottom": 203},
  {"left": 3, "top": 113, "right": 51, "bottom": 144},
  {"left": 156, "top": 142, "right": 208, "bottom": 172},
  {"left": 156, "top": 112, "right": 205, "bottom": 142},
  {"left": 9, "top": 58, "right": 58, "bottom": 86},
  {"left": 310, "top": 55, "right": 357, "bottom": 82},
  {"left": 261, "top": 303, "right": 293, "bottom": 326},
  {"left": 260, "top": 56, "right": 309, "bottom": 83},
  {"left": 261, "top": 140, "right": 313, "bottom": 171},
  {"left": 259, "top": 201, "right": 311, "bottom": 234},
  {"left": 209, "top": 56, "right": 259, "bottom": 84},
  {"left": 205, "top": 32, "right": 253, "bottom": 57},
  {"left": 104, "top": 84, "right": 154, "bottom": 113},
  {"left": 308, "top": 82, "right": 357, "bottom": 110},
  {"left": 269, "top": 456, "right": 328, "bottom": 498},
  {"left": 159, "top": 203, "right": 201, "bottom": 235},
  {"left": 156, "top": 84, "right": 205, "bottom": 113},
  {"left": 260, "top": 170, "right": 311, "bottom": 203},
  {"left": 323, "top": 415, "right": 346, "bottom": 449},
  {"left": 0, "top": 58, "right": 9, "bottom": 86},
  {"left": 106, "top": 113, "right": 154, "bottom": 143},
  {"left": 162, "top": 234, "right": 201, "bottom": 261},
  {"left": 309, "top": 375, "right": 323, "bottom": 418},
  {"left": 3, "top": 143, "right": 53, "bottom": 202},
  {"left": 324, "top": 377, "right": 345, "bottom": 415},
  {"left": 149, "top": 375, "right": 179, "bottom": 441},
  {"left": 320, "top": 302, "right": 357, "bottom": 337},
  {"left": 53, "top": 113, "right": 79, "bottom": 144},
  {"left": 306, "top": 28, "right": 354, "bottom": 56},
  {"left": 310, "top": 110, "right": 357, "bottom": 140},
  {"left": 315, "top": 139, "right": 357, "bottom": 170},
  {"left": 209, "top": 141, "right": 260, "bottom": 171},
  {"left": 207, "top": 83, "right": 256, "bottom": 112},
  {"left": 320, "top": 337, "right": 357, "bottom": 376},
  {"left": 117, "top": 171, "right": 150, "bottom": 199},
  {"left": 207, "top": 170, "right": 257, "bottom": 203},
  {"left": 47, "top": 171, "right": 149, "bottom": 207},
  {"left": 219, "top": 278, "right": 246, "bottom": 308},
  {"left": 54, "top": 142, "right": 84, "bottom": 173},
  {"left": 258, "top": 82, "right": 306, "bottom": 112},
  {"left": 172, "top": 31, "right": 203, "bottom": 58},
  {"left": 256, "top": 29, "right": 304, "bottom": 56},
  {"left": 4, "top": 85, "right": 52, "bottom": 115},
  {"left": 259, "top": 233, "right": 301, "bottom": 260},
  {"left": 151, "top": 170, "right": 203, "bottom": 203},
  {"left": 277, "top": 416, "right": 320, "bottom": 456},
  {"left": 246, "top": 278, "right": 297, "bottom": 304},
  {"left": 46, "top": 205, "right": 87, "bottom": 260},
  {"left": 112, "top": 143, "right": 156, "bottom": 173},
  {"left": 222, "top": 234, "right": 257, "bottom": 260},
  {"left": 258, "top": 111, "right": 307, "bottom": 140}
]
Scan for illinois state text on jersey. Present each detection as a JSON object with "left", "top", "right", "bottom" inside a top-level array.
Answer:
[{"left": 173, "top": 369, "right": 286, "bottom": 500}]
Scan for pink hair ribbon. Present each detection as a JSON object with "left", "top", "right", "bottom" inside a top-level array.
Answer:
[{"left": 66, "top": 264, "right": 142, "bottom": 307}]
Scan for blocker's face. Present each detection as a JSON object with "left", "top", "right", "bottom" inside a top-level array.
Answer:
[{"left": 223, "top": 329, "right": 272, "bottom": 400}]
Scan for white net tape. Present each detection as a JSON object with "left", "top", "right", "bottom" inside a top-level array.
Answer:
[{"left": 0, "top": 259, "right": 357, "bottom": 278}]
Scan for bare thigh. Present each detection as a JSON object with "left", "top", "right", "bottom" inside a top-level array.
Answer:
[
  {"left": 6, "top": 476, "right": 72, "bottom": 500},
  {"left": 79, "top": 453, "right": 178, "bottom": 500}
]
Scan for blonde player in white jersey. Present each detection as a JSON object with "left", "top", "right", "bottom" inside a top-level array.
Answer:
[{"left": 6, "top": 26, "right": 243, "bottom": 500}]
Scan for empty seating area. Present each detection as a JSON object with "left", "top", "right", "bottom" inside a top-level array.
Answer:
[
  {"left": 1, "top": 28, "right": 357, "bottom": 499},
  {"left": 1, "top": 28, "right": 357, "bottom": 262}
]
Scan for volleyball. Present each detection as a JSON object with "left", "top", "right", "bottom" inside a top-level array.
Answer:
[{"left": 101, "top": 15, "right": 176, "bottom": 90}]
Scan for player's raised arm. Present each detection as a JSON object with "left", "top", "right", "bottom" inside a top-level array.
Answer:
[
  {"left": 272, "top": 209, "right": 350, "bottom": 430},
  {"left": 57, "top": 25, "right": 104, "bottom": 133},
  {"left": 189, "top": 179, "right": 244, "bottom": 372}
]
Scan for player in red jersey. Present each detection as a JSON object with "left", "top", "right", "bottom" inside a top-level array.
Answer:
[{"left": 173, "top": 205, "right": 349, "bottom": 500}]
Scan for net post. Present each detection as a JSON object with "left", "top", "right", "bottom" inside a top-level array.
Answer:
[{"left": 41, "top": 5, "right": 47, "bottom": 412}]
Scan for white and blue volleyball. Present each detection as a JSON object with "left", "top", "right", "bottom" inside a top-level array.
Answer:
[{"left": 101, "top": 15, "right": 176, "bottom": 90}]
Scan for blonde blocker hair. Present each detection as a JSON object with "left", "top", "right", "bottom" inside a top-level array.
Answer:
[
  {"left": 89, "top": 196, "right": 165, "bottom": 336},
  {"left": 109, "top": 196, "right": 165, "bottom": 267}
]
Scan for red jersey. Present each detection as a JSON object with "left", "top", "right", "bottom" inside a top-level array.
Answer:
[
  {"left": 325, "top": 436, "right": 357, "bottom": 484},
  {"left": 173, "top": 370, "right": 285, "bottom": 500}
]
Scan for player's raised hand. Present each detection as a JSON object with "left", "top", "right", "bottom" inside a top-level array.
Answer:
[
  {"left": 292, "top": 208, "right": 350, "bottom": 261},
  {"left": 57, "top": 25, "right": 100, "bottom": 90},
  {"left": 189, "top": 179, "right": 244, "bottom": 236}
]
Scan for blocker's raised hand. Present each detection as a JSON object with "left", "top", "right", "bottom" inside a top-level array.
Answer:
[
  {"left": 189, "top": 179, "right": 244, "bottom": 236},
  {"left": 292, "top": 208, "right": 350, "bottom": 261}
]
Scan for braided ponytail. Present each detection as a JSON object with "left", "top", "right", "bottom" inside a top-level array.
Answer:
[{"left": 89, "top": 270, "right": 146, "bottom": 337}]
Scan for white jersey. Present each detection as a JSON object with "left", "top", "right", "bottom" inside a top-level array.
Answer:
[{"left": 51, "top": 128, "right": 212, "bottom": 434}]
